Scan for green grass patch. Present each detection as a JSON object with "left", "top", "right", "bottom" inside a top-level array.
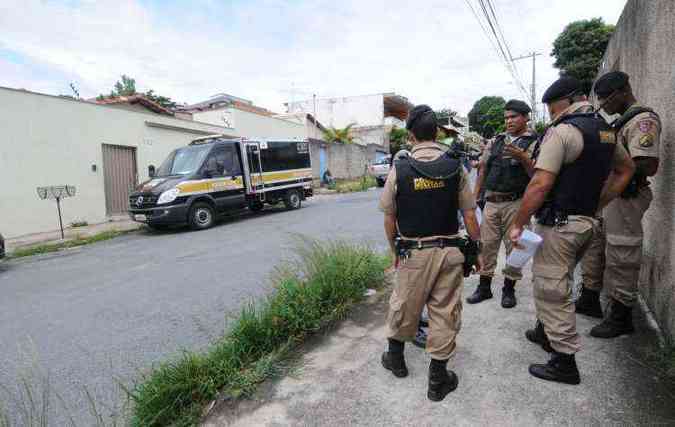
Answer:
[
  {"left": 9, "top": 229, "right": 137, "bottom": 259},
  {"left": 128, "top": 238, "right": 389, "bottom": 426},
  {"left": 643, "top": 340, "right": 675, "bottom": 380},
  {"left": 335, "top": 176, "right": 377, "bottom": 193}
]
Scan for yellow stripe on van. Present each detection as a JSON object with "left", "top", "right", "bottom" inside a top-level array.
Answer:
[
  {"left": 251, "top": 169, "right": 312, "bottom": 185},
  {"left": 177, "top": 177, "right": 244, "bottom": 194}
]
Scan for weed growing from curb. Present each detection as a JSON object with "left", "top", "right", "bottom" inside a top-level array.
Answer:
[
  {"left": 128, "top": 238, "right": 388, "bottom": 426},
  {"left": 9, "top": 229, "right": 138, "bottom": 259}
]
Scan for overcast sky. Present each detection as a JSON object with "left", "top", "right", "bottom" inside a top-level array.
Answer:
[{"left": 0, "top": 0, "right": 626, "bottom": 117}]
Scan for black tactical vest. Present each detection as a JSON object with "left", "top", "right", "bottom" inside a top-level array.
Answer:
[
  {"left": 536, "top": 113, "right": 616, "bottom": 219},
  {"left": 485, "top": 133, "right": 537, "bottom": 194},
  {"left": 395, "top": 153, "right": 461, "bottom": 238}
]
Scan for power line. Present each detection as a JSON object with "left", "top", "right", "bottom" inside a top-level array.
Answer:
[{"left": 464, "top": 0, "right": 530, "bottom": 103}]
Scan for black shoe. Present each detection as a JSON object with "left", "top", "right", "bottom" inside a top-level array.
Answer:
[
  {"left": 525, "top": 320, "right": 553, "bottom": 353},
  {"left": 428, "top": 360, "right": 458, "bottom": 401},
  {"left": 467, "top": 276, "right": 493, "bottom": 304},
  {"left": 590, "top": 299, "right": 635, "bottom": 338},
  {"left": 412, "top": 327, "right": 428, "bottom": 349},
  {"left": 381, "top": 351, "right": 408, "bottom": 378},
  {"left": 501, "top": 279, "right": 517, "bottom": 308},
  {"left": 575, "top": 285, "right": 603, "bottom": 318},
  {"left": 529, "top": 352, "right": 580, "bottom": 385}
]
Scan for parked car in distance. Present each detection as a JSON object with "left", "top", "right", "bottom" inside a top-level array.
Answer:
[
  {"left": 0, "top": 233, "right": 5, "bottom": 259},
  {"left": 368, "top": 156, "right": 391, "bottom": 187}
]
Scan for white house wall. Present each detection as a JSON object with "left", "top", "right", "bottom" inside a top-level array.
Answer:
[
  {"left": 0, "top": 87, "right": 226, "bottom": 238},
  {"left": 192, "top": 108, "right": 305, "bottom": 139},
  {"left": 287, "top": 94, "right": 385, "bottom": 129}
]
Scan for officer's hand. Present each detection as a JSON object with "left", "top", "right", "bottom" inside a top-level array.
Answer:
[
  {"left": 509, "top": 225, "right": 524, "bottom": 249},
  {"left": 504, "top": 145, "right": 526, "bottom": 160}
]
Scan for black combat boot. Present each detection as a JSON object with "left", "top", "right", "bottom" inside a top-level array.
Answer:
[
  {"left": 501, "top": 278, "right": 517, "bottom": 308},
  {"left": 381, "top": 339, "right": 408, "bottom": 378},
  {"left": 590, "top": 299, "right": 634, "bottom": 338},
  {"left": 575, "top": 285, "right": 603, "bottom": 318},
  {"left": 427, "top": 359, "right": 458, "bottom": 401},
  {"left": 529, "top": 351, "right": 581, "bottom": 385},
  {"left": 467, "top": 276, "right": 493, "bottom": 304},
  {"left": 525, "top": 320, "right": 553, "bottom": 353}
]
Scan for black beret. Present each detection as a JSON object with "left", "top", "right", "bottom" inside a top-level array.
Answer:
[
  {"left": 541, "top": 76, "right": 581, "bottom": 103},
  {"left": 406, "top": 104, "right": 437, "bottom": 130},
  {"left": 504, "top": 99, "right": 531, "bottom": 115},
  {"left": 594, "top": 71, "right": 630, "bottom": 98}
]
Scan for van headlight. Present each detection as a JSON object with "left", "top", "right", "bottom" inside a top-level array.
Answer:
[{"left": 157, "top": 188, "right": 180, "bottom": 204}]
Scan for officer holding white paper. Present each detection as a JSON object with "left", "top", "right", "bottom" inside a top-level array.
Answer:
[{"left": 508, "top": 77, "right": 634, "bottom": 385}]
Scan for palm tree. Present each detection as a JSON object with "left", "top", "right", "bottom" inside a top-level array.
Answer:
[{"left": 322, "top": 123, "right": 356, "bottom": 144}]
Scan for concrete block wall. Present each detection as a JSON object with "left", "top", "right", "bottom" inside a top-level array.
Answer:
[{"left": 598, "top": 0, "right": 675, "bottom": 341}]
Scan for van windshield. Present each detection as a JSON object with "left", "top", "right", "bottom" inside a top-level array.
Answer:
[{"left": 156, "top": 145, "right": 211, "bottom": 177}]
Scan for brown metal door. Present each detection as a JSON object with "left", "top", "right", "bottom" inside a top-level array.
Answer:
[{"left": 102, "top": 144, "right": 137, "bottom": 215}]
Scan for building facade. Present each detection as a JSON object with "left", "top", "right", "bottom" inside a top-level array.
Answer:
[{"left": 0, "top": 87, "right": 228, "bottom": 238}]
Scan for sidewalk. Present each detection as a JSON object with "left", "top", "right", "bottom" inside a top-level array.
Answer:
[
  {"left": 5, "top": 217, "right": 141, "bottom": 253},
  {"left": 204, "top": 262, "right": 675, "bottom": 426}
]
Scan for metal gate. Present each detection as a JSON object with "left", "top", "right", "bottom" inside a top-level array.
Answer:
[{"left": 102, "top": 144, "right": 137, "bottom": 215}]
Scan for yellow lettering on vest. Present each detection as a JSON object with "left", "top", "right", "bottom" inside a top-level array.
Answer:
[
  {"left": 599, "top": 131, "right": 616, "bottom": 144},
  {"left": 413, "top": 178, "right": 445, "bottom": 191}
]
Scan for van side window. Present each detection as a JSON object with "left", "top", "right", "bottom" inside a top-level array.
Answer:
[{"left": 223, "top": 145, "right": 242, "bottom": 176}]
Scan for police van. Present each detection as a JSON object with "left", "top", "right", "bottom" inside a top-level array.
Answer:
[{"left": 128, "top": 136, "right": 313, "bottom": 230}]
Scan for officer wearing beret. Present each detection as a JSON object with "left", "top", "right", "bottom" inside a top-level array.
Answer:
[
  {"left": 379, "top": 105, "right": 482, "bottom": 401},
  {"left": 575, "top": 72, "right": 662, "bottom": 338},
  {"left": 469, "top": 99, "right": 537, "bottom": 308},
  {"left": 509, "top": 77, "right": 634, "bottom": 384}
]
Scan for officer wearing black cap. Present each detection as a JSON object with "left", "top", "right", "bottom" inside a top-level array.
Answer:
[
  {"left": 576, "top": 71, "right": 662, "bottom": 339},
  {"left": 469, "top": 99, "right": 537, "bottom": 309},
  {"left": 379, "top": 105, "right": 482, "bottom": 401},
  {"left": 508, "top": 77, "right": 635, "bottom": 385}
]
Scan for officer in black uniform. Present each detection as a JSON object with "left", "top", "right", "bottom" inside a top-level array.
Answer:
[{"left": 379, "top": 105, "right": 482, "bottom": 401}]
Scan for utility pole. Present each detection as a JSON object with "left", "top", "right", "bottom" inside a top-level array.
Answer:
[{"left": 512, "top": 52, "right": 542, "bottom": 123}]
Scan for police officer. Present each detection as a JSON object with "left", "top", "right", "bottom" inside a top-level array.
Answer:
[
  {"left": 379, "top": 105, "right": 482, "bottom": 401},
  {"left": 469, "top": 99, "right": 537, "bottom": 308},
  {"left": 576, "top": 72, "right": 661, "bottom": 338},
  {"left": 509, "top": 77, "right": 634, "bottom": 384}
]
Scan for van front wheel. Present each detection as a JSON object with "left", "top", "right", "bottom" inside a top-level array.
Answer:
[
  {"left": 284, "top": 190, "right": 302, "bottom": 210},
  {"left": 188, "top": 202, "right": 216, "bottom": 230}
]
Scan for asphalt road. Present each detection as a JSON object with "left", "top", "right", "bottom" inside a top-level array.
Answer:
[{"left": 0, "top": 190, "right": 387, "bottom": 425}]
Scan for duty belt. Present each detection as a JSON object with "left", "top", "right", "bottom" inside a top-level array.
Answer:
[
  {"left": 485, "top": 193, "right": 521, "bottom": 203},
  {"left": 397, "top": 237, "right": 464, "bottom": 250}
]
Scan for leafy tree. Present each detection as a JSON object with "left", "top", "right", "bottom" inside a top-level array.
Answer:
[
  {"left": 388, "top": 126, "right": 409, "bottom": 154},
  {"left": 435, "top": 108, "right": 457, "bottom": 123},
  {"left": 468, "top": 96, "right": 506, "bottom": 138},
  {"left": 98, "top": 75, "right": 178, "bottom": 109},
  {"left": 144, "top": 89, "right": 178, "bottom": 110},
  {"left": 534, "top": 121, "right": 547, "bottom": 136},
  {"left": 323, "top": 124, "right": 355, "bottom": 144},
  {"left": 552, "top": 18, "right": 615, "bottom": 94}
]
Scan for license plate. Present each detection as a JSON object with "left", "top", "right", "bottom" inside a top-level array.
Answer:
[{"left": 134, "top": 214, "right": 147, "bottom": 222}]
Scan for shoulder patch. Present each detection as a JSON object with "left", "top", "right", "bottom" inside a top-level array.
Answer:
[
  {"left": 638, "top": 120, "right": 653, "bottom": 133},
  {"left": 599, "top": 131, "right": 616, "bottom": 144},
  {"left": 639, "top": 134, "right": 654, "bottom": 148}
]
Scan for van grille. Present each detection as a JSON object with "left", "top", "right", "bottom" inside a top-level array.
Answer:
[{"left": 129, "top": 194, "right": 158, "bottom": 209}]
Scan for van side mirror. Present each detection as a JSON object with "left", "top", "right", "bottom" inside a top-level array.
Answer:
[{"left": 148, "top": 165, "right": 156, "bottom": 178}]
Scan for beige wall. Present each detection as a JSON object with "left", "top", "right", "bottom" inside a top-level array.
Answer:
[
  {"left": 598, "top": 0, "right": 675, "bottom": 340},
  {"left": 192, "top": 107, "right": 305, "bottom": 139},
  {"left": 0, "top": 87, "right": 227, "bottom": 238}
]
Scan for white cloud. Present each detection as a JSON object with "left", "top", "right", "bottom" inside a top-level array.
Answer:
[{"left": 0, "top": 0, "right": 626, "bottom": 116}]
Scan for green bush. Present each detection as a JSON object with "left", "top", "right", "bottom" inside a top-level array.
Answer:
[
  {"left": 336, "top": 176, "right": 376, "bottom": 193},
  {"left": 129, "top": 238, "right": 388, "bottom": 426}
]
